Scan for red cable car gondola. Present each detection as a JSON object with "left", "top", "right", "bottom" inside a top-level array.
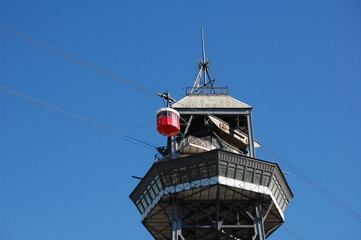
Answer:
[{"left": 156, "top": 107, "right": 180, "bottom": 137}]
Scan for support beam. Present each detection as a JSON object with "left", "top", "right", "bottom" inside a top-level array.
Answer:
[
  {"left": 247, "top": 112, "right": 256, "bottom": 158},
  {"left": 253, "top": 198, "right": 266, "bottom": 240},
  {"left": 263, "top": 202, "right": 274, "bottom": 224},
  {"left": 171, "top": 136, "right": 177, "bottom": 159},
  {"left": 183, "top": 115, "right": 193, "bottom": 138},
  {"left": 172, "top": 198, "right": 185, "bottom": 240}
]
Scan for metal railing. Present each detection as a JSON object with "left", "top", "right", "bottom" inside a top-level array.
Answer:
[
  {"left": 178, "top": 135, "right": 215, "bottom": 151},
  {"left": 186, "top": 86, "right": 229, "bottom": 95}
]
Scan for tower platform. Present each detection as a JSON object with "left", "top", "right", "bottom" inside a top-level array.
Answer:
[{"left": 130, "top": 150, "right": 293, "bottom": 240}]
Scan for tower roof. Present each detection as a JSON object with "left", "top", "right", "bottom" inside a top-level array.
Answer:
[
  {"left": 173, "top": 94, "right": 252, "bottom": 109},
  {"left": 176, "top": 29, "right": 251, "bottom": 111}
]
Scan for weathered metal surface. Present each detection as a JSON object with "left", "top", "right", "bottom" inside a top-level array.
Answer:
[{"left": 173, "top": 95, "right": 252, "bottom": 110}]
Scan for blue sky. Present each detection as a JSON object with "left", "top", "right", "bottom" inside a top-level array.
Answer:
[{"left": 1, "top": 1, "right": 361, "bottom": 239}]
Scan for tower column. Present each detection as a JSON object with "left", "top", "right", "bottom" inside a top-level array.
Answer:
[
  {"left": 253, "top": 197, "right": 266, "bottom": 240},
  {"left": 247, "top": 111, "right": 256, "bottom": 158},
  {"left": 172, "top": 197, "right": 184, "bottom": 240},
  {"left": 171, "top": 136, "right": 178, "bottom": 159}
]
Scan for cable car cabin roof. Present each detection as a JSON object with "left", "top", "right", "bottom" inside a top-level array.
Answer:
[
  {"left": 156, "top": 107, "right": 180, "bottom": 116},
  {"left": 173, "top": 95, "right": 252, "bottom": 109}
]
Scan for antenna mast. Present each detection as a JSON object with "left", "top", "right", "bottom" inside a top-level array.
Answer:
[
  {"left": 201, "top": 28, "right": 206, "bottom": 63},
  {"left": 191, "top": 28, "right": 224, "bottom": 94}
]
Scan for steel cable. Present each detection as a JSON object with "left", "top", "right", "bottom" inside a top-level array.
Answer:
[
  {"left": 260, "top": 144, "right": 361, "bottom": 223},
  {"left": 0, "top": 85, "right": 158, "bottom": 150},
  {"left": 0, "top": 25, "right": 159, "bottom": 97}
]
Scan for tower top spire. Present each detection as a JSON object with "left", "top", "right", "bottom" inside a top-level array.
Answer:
[
  {"left": 189, "top": 28, "right": 227, "bottom": 95},
  {"left": 201, "top": 28, "right": 207, "bottom": 63}
]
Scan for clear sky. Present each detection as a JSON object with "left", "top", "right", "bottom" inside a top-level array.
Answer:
[{"left": 1, "top": 1, "right": 361, "bottom": 239}]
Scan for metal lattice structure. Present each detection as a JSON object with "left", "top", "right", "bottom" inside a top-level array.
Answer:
[{"left": 130, "top": 29, "right": 293, "bottom": 240}]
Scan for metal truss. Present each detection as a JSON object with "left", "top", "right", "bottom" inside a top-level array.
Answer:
[{"left": 170, "top": 194, "right": 271, "bottom": 240}]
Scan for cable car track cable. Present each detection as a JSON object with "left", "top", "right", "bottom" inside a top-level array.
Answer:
[
  {"left": 0, "top": 24, "right": 159, "bottom": 97},
  {"left": 282, "top": 225, "right": 308, "bottom": 240},
  {"left": 260, "top": 144, "right": 361, "bottom": 223},
  {"left": 0, "top": 24, "right": 222, "bottom": 114},
  {"left": 0, "top": 93, "right": 156, "bottom": 151},
  {"left": 0, "top": 85, "right": 158, "bottom": 150}
]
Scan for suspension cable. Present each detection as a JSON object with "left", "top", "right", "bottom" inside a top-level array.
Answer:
[
  {"left": 260, "top": 144, "right": 361, "bottom": 222},
  {"left": 0, "top": 24, "right": 159, "bottom": 97},
  {"left": 0, "top": 85, "right": 158, "bottom": 150}
]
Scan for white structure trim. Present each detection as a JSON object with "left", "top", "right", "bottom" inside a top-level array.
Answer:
[{"left": 141, "top": 176, "right": 284, "bottom": 221}]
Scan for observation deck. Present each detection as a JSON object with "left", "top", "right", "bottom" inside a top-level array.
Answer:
[{"left": 130, "top": 149, "right": 293, "bottom": 240}]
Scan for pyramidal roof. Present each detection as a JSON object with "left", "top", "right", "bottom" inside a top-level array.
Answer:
[{"left": 173, "top": 94, "right": 252, "bottom": 109}]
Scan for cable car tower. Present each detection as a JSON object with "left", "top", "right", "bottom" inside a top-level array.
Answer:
[{"left": 130, "top": 29, "right": 293, "bottom": 240}]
